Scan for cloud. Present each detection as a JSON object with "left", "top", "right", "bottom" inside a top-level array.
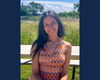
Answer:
[{"left": 21, "top": 1, "right": 74, "bottom": 13}]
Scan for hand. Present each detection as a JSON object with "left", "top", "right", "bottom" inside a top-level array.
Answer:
[{"left": 28, "top": 77, "right": 34, "bottom": 80}]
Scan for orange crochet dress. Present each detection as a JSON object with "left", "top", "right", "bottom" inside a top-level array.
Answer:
[{"left": 38, "top": 42, "right": 66, "bottom": 80}]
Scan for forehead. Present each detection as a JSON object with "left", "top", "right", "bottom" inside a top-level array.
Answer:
[{"left": 43, "top": 16, "right": 57, "bottom": 23}]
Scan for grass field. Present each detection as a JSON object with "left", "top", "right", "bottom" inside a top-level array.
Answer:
[{"left": 21, "top": 19, "right": 79, "bottom": 46}]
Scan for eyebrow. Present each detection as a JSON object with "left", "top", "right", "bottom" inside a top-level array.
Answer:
[{"left": 44, "top": 21, "right": 57, "bottom": 24}]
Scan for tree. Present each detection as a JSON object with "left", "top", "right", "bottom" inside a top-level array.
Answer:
[
  {"left": 58, "top": 12, "right": 67, "bottom": 17},
  {"left": 67, "top": 11, "right": 79, "bottom": 18},
  {"left": 20, "top": 2, "right": 29, "bottom": 16},
  {"left": 74, "top": 3, "right": 80, "bottom": 12},
  {"left": 28, "top": 2, "right": 44, "bottom": 16},
  {"left": 58, "top": 11, "right": 79, "bottom": 18}
]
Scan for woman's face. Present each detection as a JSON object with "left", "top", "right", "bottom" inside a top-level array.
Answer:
[{"left": 43, "top": 16, "right": 58, "bottom": 37}]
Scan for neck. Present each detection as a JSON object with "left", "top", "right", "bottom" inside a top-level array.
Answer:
[{"left": 48, "top": 35, "right": 59, "bottom": 42}]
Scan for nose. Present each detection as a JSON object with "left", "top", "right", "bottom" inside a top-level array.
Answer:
[
  {"left": 48, "top": 24, "right": 54, "bottom": 30},
  {"left": 49, "top": 24, "right": 53, "bottom": 27}
]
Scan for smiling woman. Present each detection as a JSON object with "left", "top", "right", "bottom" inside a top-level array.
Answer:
[
  {"left": 29, "top": 10, "right": 72, "bottom": 80},
  {"left": 43, "top": 16, "right": 58, "bottom": 38}
]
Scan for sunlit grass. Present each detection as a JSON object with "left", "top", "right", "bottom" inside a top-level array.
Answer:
[{"left": 21, "top": 22, "right": 38, "bottom": 44}]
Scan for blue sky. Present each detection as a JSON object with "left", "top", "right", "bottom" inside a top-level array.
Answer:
[
  {"left": 21, "top": 0, "right": 79, "bottom": 2},
  {"left": 21, "top": 0, "right": 79, "bottom": 13}
]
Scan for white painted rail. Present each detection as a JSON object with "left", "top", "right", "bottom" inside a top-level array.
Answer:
[{"left": 20, "top": 45, "right": 80, "bottom": 58}]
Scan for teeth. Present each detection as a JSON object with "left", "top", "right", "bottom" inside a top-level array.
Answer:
[{"left": 50, "top": 30, "right": 53, "bottom": 32}]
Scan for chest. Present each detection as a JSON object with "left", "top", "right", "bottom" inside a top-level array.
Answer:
[{"left": 39, "top": 47, "right": 66, "bottom": 67}]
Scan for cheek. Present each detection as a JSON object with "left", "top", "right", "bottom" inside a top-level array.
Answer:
[
  {"left": 55, "top": 25, "right": 58, "bottom": 32},
  {"left": 44, "top": 27, "right": 48, "bottom": 33}
]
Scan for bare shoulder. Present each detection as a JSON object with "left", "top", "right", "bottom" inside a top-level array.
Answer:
[
  {"left": 61, "top": 40, "right": 72, "bottom": 52},
  {"left": 62, "top": 40, "right": 72, "bottom": 47}
]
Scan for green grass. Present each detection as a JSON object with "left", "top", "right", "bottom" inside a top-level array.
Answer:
[
  {"left": 21, "top": 19, "right": 79, "bottom": 46},
  {"left": 63, "top": 19, "right": 80, "bottom": 46},
  {"left": 21, "top": 21, "right": 38, "bottom": 44},
  {"left": 21, "top": 16, "right": 40, "bottom": 21},
  {"left": 21, "top": 64, "right": 80, "bottom": 80}
]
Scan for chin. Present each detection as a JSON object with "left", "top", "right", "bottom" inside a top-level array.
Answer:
[{"left": 49, "top": 34, "right": 57, "bottom": 37}]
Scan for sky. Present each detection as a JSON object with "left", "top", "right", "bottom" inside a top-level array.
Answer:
[
  {"left": 21, "top": 0, "right": 79, "bottom": 13},
  {"left": 21, "top": 0, "right": 79, "bottom": 3}
]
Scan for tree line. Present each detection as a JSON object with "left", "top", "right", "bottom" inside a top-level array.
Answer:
[
  {"left": 20, "top": 1, "right": 79, "bottom": 18},
  {"left": 58, "top": 3, "right": 79, "bottom": 18},
  {"left": 21, "top": 2, "right": 44, "bottom": 16}
]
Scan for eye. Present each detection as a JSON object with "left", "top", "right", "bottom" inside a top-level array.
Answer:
[
  {"left": 51, "top": 22, "right": 57, "bottom": 25},
  {"left": 44, "top": 24, "right": 49, "bottom": 27}
]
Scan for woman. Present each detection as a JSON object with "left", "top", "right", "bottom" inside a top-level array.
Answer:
[{"left": 29, "top": 10, "right": 72, "bottom": 80}]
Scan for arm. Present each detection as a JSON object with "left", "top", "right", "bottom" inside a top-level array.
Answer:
[
  {"left": 29, "top": 45, "right": 42, "bottom": 80},
  {"left": 60, "top": 42, "right": 72, "bottom": 80},
  {"left": 30, "top": 54, "right": 42, "bottom": 80}
]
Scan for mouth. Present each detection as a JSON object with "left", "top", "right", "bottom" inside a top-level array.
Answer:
[{"left": 49, "top": 30, "right": 54, "bottom": 33}]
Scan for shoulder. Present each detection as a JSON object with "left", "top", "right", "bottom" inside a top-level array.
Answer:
[
  {"left": 61, "top": 40, "right": 72, "bottom": 52},
  {"left": 61, "top": 40, "right": 72, "bottom": 47}
]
